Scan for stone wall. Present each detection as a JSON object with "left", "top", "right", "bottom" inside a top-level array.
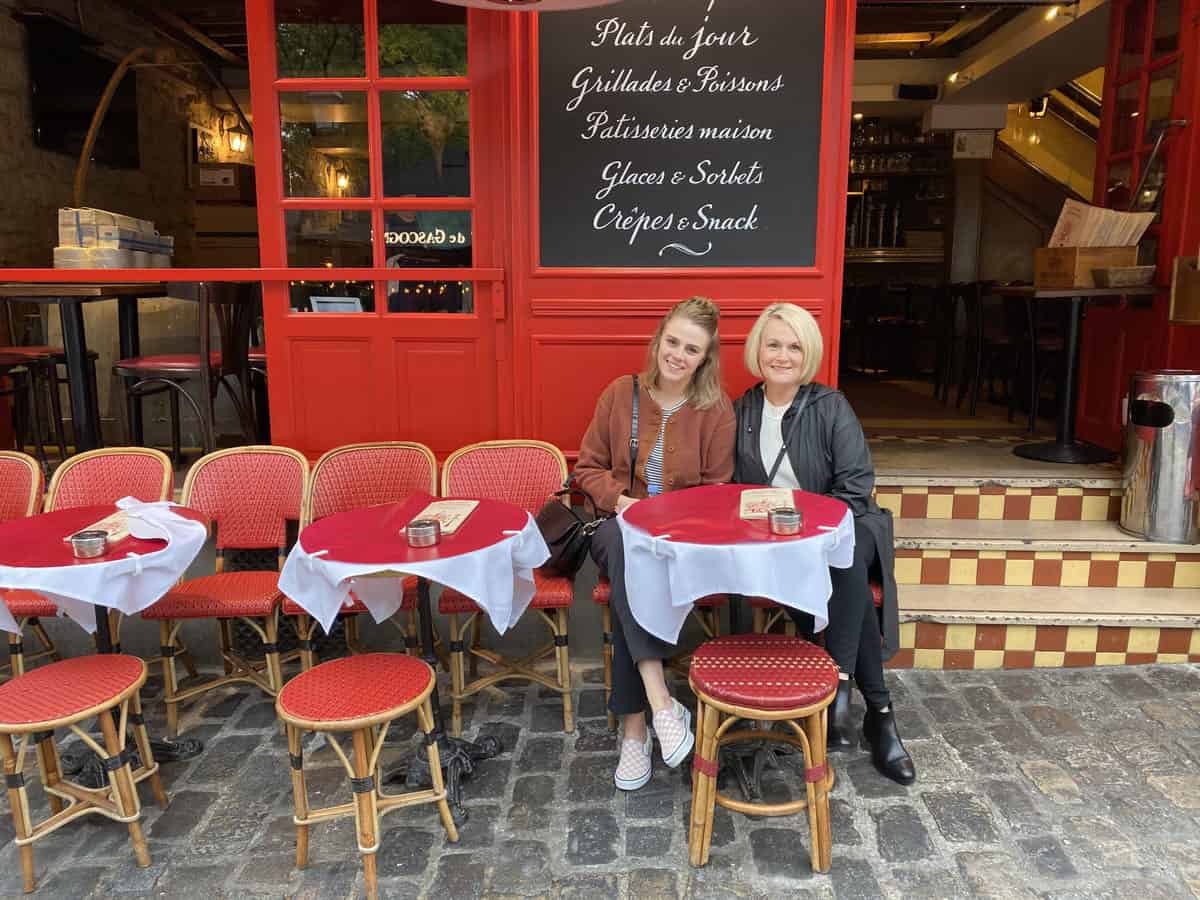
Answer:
[{"left": 0, "top": 0, "right": 255, "bottom": 446}]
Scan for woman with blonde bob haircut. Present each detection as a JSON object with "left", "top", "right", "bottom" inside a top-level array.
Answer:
[
  {"left": 577, "top": 297, "right": 736, "bottom": 792},
  {"left": 732, "top": 303, "right": 915, "bottom": 786}
]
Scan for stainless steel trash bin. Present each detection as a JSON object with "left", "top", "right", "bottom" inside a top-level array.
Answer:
[{"left": 1120, "top": 370, "right": 1200, "bottom": 543}]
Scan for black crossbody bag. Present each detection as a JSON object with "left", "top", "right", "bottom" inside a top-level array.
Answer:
[{"left": 535, "top": 376, "right": 639, "bottom": 577}]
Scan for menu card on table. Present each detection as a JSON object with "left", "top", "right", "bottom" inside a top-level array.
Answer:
[
  {"left": 738, "top": 488, "right": 794, "bottom": 520},
  {"left": 63, "top": 510, "right": 131, "bottom": 543},
  {"left": 412, "top": 500, "right": 480, "bottom": 535}
]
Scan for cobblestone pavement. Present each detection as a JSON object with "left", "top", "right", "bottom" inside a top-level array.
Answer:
[{"left": 3, "top": 663, "right": 1200, "bottom": 899}]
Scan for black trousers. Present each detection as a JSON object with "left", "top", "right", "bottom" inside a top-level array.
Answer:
[
  {"left": 590, "top": 518, "right": 679, "bottom": 717},
  {"left": 787, "top": 518, "right": 891, "bottom": 709}
]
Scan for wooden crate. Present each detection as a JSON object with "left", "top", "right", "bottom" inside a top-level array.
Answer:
[{"left": 1033, "top": 246, "right": 1139, "bottom": 289}]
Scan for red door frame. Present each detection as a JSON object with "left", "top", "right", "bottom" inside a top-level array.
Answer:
[{"left": 1078, "top": 0, "right": 1200, "bottom": 449}]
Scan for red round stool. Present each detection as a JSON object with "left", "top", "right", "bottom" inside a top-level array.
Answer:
[
  {"left": 687, "top": 635, "right": 839, "bottom": 872},
  {"left": 0, "top": 655, "right": 167, "bottom": 894},
  {"left": 275, "top": 653, "right": 458, "bottom": 900}
]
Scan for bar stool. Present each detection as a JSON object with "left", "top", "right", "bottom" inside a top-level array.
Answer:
[
  {"left": 687, "top": 634, "right": 839, "bottom": 871},
  {"left": 0, "top": 354, "right": 48, "bottom": 468},
  {"left": 0, "top": 654, "right": 167, "bottom": 893},
  {"left": 276, "top": 653, "right": 458, "bottom": 900}
]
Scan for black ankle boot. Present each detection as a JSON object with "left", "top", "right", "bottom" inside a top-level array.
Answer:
[
  {"left": 827, "top": 679, "right": 854, "bottom": 751},
  {"left": 862, "top": 705, "right": 916, "bottom": 785}
]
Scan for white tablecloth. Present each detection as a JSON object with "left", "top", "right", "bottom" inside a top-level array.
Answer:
[
  {"left": 278, "top": 513, "right": 550, "bottom": 636},
  {"left": 0, "top": 499, "right": 209, "bottom": 635},
  {"left": 618, "top": 507, "right": 856, "bottom": 643}
]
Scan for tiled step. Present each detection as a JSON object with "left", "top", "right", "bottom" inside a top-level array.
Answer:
[
  {"left": 875, "top": 482, "right": 1122, "bottom": 521},
  {"left": 889, "top": 585, "right": 1200, "bottom": 669},
  {"left": 892, "top": 519, "right": 1199, "bottom": 588}
]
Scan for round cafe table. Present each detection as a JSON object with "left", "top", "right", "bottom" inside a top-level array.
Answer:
[
  {"left": 0, "top": 501, "right": 211, "bottom": 773},
  {"left": 278, "top": 492, "right": 550, "bottom": 823},
  {"left": 619, "top": 483, "right": 855, "bottom": 643}
]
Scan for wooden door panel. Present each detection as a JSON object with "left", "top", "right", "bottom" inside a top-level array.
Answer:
[
  {"left": 391, "top": 339, "right": 492, "bottom": 454},
  {"left": 287, "top": 338, "right": 379, "bottom": 455}
]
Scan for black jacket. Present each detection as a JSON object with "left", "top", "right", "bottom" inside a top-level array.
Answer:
[{"left": 733, "top": 382, "right": 899, "bottom": 659}]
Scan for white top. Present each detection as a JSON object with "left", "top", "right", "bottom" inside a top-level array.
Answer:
[
  {"left": 644, "top": 397, "right": 686, "bottom": 495},
  {"left": 759, "top": 399, "right": 801, "bottom": 489}
]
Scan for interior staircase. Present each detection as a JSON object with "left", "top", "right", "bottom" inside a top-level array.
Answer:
[{"left": 872, "top": 439, "right": 1200, "bottom": 670}]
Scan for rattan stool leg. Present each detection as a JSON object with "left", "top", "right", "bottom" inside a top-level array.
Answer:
[
  {"left": 350, "top": 728, "right": 380, "bottom": 900},
  {"left": 98, "top": 707, "right": 150, "bottom": 869},
  {"left": 264, "top": 613, "right": 283, "bottom": 693},
  {"left": 697, "top": 703, "right": 722, "bottom": 865},
  {"left": 601, "top": 608, "right": 615, "bottom": 731},
  {"left": 345, "top": 615, "right": 366, "bottom": 655},
  {"left": 218, "top": 619, "right": 235, "bottom": 675},
  {"left": 751, "top": 608, "right": 765, "bottom": 634},
  {"left": 468, "top": 618, "right": 481, "bottom": 678},
  {"left": 34, "top": 732, "right": 64, "bottom": 815},
  {"left": 688, "top": 700, "right": 719, "bottom": 866},
  {"left": 555, "top": 609, "right": 574, "bottom": 733},
  {"left": 7, "top": 634, "right": 25, "bottom": 678},
  {"left": 130, "top": 693, "right": 168, "bottom": 810},
  {"left": 159, "top": 621, "right": 180, "bottom": 739},
  {"left": 448, "top": 615, "right": 465, "bottom": 738},
  {"left": 286, "top": 724, "right": 310, "bottom": 868},
  {"left": 417, "top": 701, "right": 459, "bottom": 843},
  {"left": 29, "top": 618, "right": 59, "bottom": 665},
  {"left": 2, "top": 733, "right": 36, "bottom": 893},
  {"left": 294, "top": 615, "right": 317, "bottom": 671},
  {"left": 802, "top": 711, "right": 832, "bottom": 873}
]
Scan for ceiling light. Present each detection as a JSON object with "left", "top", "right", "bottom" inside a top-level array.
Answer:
[
  {"left": 433, "top": 0, "right": 621, "bottom": 10},
  {"left": 1045, "top": 5, "right": 1060, "bottom": 20},
  {"left": 853, "top": 112, "right": 864, "bottom": 121},
  {"left": 948, "top": 72, "right": 959, "bottom": 83}
]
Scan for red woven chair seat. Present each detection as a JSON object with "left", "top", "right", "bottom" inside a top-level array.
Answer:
[
  {"left": 0, "top": 655, "right": 144, "bottom": 728},
  {"left": 690, "top": 635, "right": 839, "bottom": 711},
  {"left": 114, "top": 352, "right": 222, "bottom": 374},
  {"left": 142, "top": 571, "right": 283, "bottom": 620},
  {"left": 277, "top": 653, "right": 432, "bottom": 725},
  {"left": 248, "top": 346, "right": 267, "bottom": 363},
  {"left": 439, "top": 569, "right": 572, "bottom": 615},
  {"left": 3, "top": 590, "right": 57, "bottom": 618},
  {"left": 0, "top": 345, "right": 55, "bottom": 361},
  {"left": 281, "top": 577, "right": 419, "bottom": 617}
]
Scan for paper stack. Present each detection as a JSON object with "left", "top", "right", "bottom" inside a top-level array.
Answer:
[
  {"left": 55, "top": 207, "right": 174, "bottom": 268},
  {"left": 1048, "top": 199, "right": 1155, "bottom": 249}
]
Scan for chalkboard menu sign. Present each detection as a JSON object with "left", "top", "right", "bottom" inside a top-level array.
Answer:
[{"left": 538, "top": 0, "right": 825, "bottom": 268}]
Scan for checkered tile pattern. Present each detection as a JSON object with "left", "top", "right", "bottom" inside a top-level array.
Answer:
[
  {"left": 894, "top": 549, "right": 1200, "bottom": 589},
  {"left": 875, "top": 485, "right": 1122, "bottom": 521},
  {"left": 885, "top": 622, "right": 1200, "bottom": 670}
]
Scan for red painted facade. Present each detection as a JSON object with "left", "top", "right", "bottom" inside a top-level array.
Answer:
[{"left": 1079, "top": 0, "right": 1200, "bottom": 449}]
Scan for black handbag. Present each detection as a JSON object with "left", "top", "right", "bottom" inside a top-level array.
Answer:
[{"left": 535, "top": 376, "right": 640, "bottom": 577}]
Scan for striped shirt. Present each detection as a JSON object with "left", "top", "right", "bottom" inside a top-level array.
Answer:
[{"left": 643, "top": 397, "right": 687, "bottom": 495}]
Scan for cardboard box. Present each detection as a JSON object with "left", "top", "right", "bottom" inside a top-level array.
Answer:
[
  {"left": 195, "top": 163, "right": 257, "bottom": 204},
  {"left": 1034, "top": 246, "right": 1139, "bottom": 289}
]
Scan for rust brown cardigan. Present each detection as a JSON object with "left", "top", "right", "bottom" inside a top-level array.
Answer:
[{"left": 576, "top": 375, "right": 736, "bottom": 514}]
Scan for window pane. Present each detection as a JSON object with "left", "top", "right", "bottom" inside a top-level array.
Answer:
[
  {"left": 1112, "top": 80, "right": 1142, "bottom": 154},
  {"left": 290, "top": 281, "right": 376, "bottom": 313},
  {"left": 1119, "top": 0, "right": 1148, "bottom": 73},
  {"left": 381, "top": 91, "right": 470, "bottom": 197},
  {"left": 386, "top": 280, "right": 474, "bottom": 314},
  {"left": 1147, "top": 61, "right": 1179, "bottom": 127},
  {"left": 276, "top": 1, "right": 365, "bottom": 78},
  {"left": 1151, "top": 0, "right": 1180, "bottom": 56},
  {"left": 286, "top": 210, "right": 374, "bottom": 267},
  {"left": 281, "top": 92, "right": 370, "bottom": 198},
  {"left": 379, "top": 2, "right": 467, "bottom": 77},
  {"left": 383, "top": 210, "right": 472, "bottom": 267}
]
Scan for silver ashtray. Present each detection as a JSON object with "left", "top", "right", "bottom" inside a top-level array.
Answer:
[
  {"left": 405, "top": 519, "right": 442, "bottom": 548},
  {"left": 70, "top": 530, "right": 109, "bottom": 558},
  {"left": 768, "top": 508, "right": 802, "bottom": 535}
]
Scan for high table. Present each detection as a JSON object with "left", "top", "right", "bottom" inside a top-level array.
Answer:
[
  {"left": 0, "top": 501, "right": 210, "bottom": 777},
  {"left": 994, "top": 285, "right": 1157, "bottom": 465},
  {"left": 0, "top": 283, "right": 167, "bottom": 451},
  {"left": 278, "top": 493, "right": 550, "bottom": 823},
  {"left": 619, "top": 484, "right": 855, "bottom": 801}
]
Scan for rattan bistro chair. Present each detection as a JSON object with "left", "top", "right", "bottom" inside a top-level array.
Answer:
[
  {"left": 141, "top": 446, "right": 308, "bottom": 737},
  {"left": 0, "top": 655, "right": 168, "bottom": 894},
  {"left": 276, "top": 653, "right": 458, "bottom": 900},
  {"left": 0, "top": 452, "right": 56, "bottom": 681},
  {"left": 688, "top": 635, "right": 838, "bottom": 871},
  {"left": 439, "top": 440, "right": 575, "bottom": 735},
  {"left": 283, "top": 442, "right": 439, "bottom": 670}
]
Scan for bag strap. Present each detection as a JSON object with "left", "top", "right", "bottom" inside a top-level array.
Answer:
[
  {"left": 766, "top": 385, "right": 812, "bottom": 486},
  {"left": 629, "top": 375, "right": 640, "bottom": 493}
]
